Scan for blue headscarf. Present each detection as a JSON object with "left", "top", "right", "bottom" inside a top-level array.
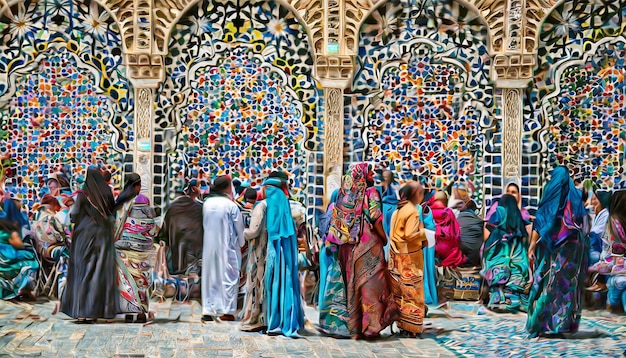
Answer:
[
  {"left": 265, "top": 185, "right": 295, "bottom": 240},
  {"left": 533, "top": 166, "right": 585, "bottom": 249},
  {"left": 3, "top": 199, "right": 29, "bottom": 230}
]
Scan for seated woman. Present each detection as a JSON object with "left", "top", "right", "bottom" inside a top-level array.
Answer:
[
  {"left": 456, "top": 200, "right": 484, "bottom": 267},
  {"left": 0, "top": 219, "right": 39, "bottom": 300},
  {"left": 33, "top": 194, "right": 70, "bottom": 262},
  {"left": 481, "top": 194, "right": 530, "bottom": 312},
  {"left": 429, "top": 191, "right": 466, "bottom": 268}
]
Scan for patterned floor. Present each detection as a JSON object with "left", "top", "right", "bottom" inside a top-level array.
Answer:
[{"left": 428, "top": 303, "right": 626, "bottom": 358}]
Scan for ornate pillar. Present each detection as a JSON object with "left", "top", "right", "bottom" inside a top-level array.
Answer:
[
  {"left": 127, "top": 54, "right": 165, "bottom": 204},
  {"left": 492, "top": 0, "right": 535, "bottom": 187},
  {"left": 316, "top": 56, "right": 353, "bottom": 207},
  {"left": 501, "top": 87, "right": 523, "bottom": 182},
  {"left": 323, "top": 87, "right": 344, "bottom": 201}
]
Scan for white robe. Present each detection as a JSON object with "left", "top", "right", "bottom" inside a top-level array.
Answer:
[{"left": 201, "top": 196, "right": 245, "bottom": 316}]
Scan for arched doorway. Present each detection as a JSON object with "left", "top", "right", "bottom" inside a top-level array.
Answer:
[
  {"left": 0, "top": 0, "right": 133, "bottom": 212},
  {"left": 524, "top": 0, "right": 626, "bottom": 207},
  {"left": 346, "top": 0, "right": 496, "bottom": 205},
  {"left": 156, "top": 0, "right": 322, "bottom": 210}
]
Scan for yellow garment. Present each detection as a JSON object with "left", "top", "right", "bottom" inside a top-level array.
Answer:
[{"left": 389, "top": 203, "right": 427, "bottom": 334}]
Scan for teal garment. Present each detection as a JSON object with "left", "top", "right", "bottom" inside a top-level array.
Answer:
[
  {"left": 317, "top": 241, "right": 350, "bottom": 337},
  {"left": 526, "top": 166, "right": 588, "bottom": 337},
  {"left": 481, "top": 206, "right": 530, "bottom": 312},
  {"left": 0, "top": 232, "right": 39, "bottom": 300},
  {"left": 418, "top": 205, "right": 438, "bottom": 305},
  {"left": 264, "top": 186, "right": 304, "bottom": 337}
]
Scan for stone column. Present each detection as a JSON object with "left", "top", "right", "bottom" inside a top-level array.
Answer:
[
  {"left": 491, "top": 0, "right": 535, "bottom": 187},
  {"left": 323, "top": 86, "right": 344, "bottom": 203},
  {"left": 315, "top": 56, "right": 353, "bottom": 207},
  {"left": 127, "top": 54, "right": 165, "bottom": 204},
  {"left": 501, "top": 86, "right": 523, "bottom": 184}
]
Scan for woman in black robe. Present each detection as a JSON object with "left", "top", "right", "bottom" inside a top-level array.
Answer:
[{"left": 61, "top": 168, "right": 137, "bottom": 323}]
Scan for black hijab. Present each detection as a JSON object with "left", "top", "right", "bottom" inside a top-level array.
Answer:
[
  {"left": 114, "top": 173, "right": 141, "bottom": 211},
  {"left": 83, "top": 168, "right": 115, "bottom": 218}
]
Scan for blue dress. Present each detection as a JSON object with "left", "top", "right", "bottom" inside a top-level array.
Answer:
[
  {"left": 418, "top": 205, "right": 438, "bottom": 305},
  {"left": 264, "top": 186, "right": 304, "bottom": 337}
]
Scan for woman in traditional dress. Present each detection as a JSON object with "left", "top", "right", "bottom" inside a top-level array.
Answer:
[
  {"left": 261, "top": 177, "right": 304, "bottom": 337},
  {"left": 429, "top": 192, "right": 466, "bottom": 267},
  {"left": 318, "top": 189, "right": 350, "bottom": 338},
  {"left": 389, "top": 181, "right": 427, "bottom": 335},
  {"left": 481, "top": 194, "right": 530, "bottom": 312},
  {"left": 115, "top": 183, "right": 158, "bottom": 323},
  {"left": 327, "top": 163, "right": 397, "bottom": 339},
  {"left": 239, "top": 185, "right": 269, "bottom": 332},
  {"left": 0, "top": 219, "right": 39, "bottom": 300},
  {"left": 526, "top": 166, "right": 588, "bottom": 337},
  {"left": 61, "top": 168, "right": 119, "bottom": 323}
]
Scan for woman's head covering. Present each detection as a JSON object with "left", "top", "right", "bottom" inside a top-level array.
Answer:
[
  {"left": 83, "top": 168, "right": 115, "bottom": 218},
  {"left": 595, "top": 189, "right": 611, "bottom": 209},
  {"left": 263, "top": 177, "right": 283, "bottom": 188},
  {"left": 533, "top": 166, "right": 585, "bottom": 245},
  {"left": 2, "top": 199, "right": 28, "bottom": 230},
  {"left": 265, "top": 185, "right": 296, "bottom": 241},
  {"left": 124, "top": 173, "right": 141, "bottom": 189},
  {"left": 328, "top": 162, "right": 371, "bottom": 243},
  {"left": 135, "top": 193, "right": 150, "bottom": 205},
  {"left": 114, "top": 173, "right": 141, "bottom": 210},
  {"left": 484, "top": 194, "right": 527, "bottom": 247}
]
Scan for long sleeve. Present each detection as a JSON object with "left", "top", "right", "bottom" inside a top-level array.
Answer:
[{"left": 244, "top": 202, "right": 266, "bottom": 241}]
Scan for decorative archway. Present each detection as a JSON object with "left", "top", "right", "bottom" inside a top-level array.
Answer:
[
  {"left": 0, "top": 0, "right": 133, "bottom": 211},
  {"left": 524, "top": 0, "right": 626, "bottom": 208},
  {"left": 155, "top": 0, "right": 322, "bottom": 209},
  {"left": 346, "top": 0, "right": 497, "bottom": 206}
]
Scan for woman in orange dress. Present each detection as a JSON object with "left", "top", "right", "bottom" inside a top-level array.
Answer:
[{"left": 389, "top": 181, "right": 428, "bottom": 335}]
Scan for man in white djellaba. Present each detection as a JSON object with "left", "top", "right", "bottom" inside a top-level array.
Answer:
[{"left": 201, "top": 175, "right": 245, "bottom": 322}]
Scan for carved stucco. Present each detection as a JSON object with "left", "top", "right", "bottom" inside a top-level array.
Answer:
[
  {"left": 324, "top": 87, "right": 344, "bottom": 204},
  {"left": 502, "top": 88, "right": 522, "bottom": 180},
  {"left": 134, "top": 87, "right": 154, "bottom": 200}
]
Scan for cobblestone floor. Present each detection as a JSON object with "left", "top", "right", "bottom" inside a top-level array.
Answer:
[{"left": 0, "top": 298, "right": 623, "bottom": 358}]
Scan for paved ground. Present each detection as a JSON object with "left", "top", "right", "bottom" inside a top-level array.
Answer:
[{"left": 0, "top": 298, "right": 623, "bottom": 357}]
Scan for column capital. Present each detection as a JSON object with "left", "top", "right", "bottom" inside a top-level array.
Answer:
[
  {"left": 492, "top": 53, "right": 535, "bottom": 85},
  {"left": 126, "top": 54, "right": 165, "bottom": 88},
  {"left": 315, "top": 55, "right": 354, "bottom": 89}
]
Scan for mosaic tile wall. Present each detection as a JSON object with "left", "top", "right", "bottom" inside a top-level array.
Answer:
[
  {"left": 345, "top": 0, "right": 500, "bottom": 207},
  {"left": 0, "top": 0, "right": 134, "bottom": 213},
  {"left": 525, "top": 0, "right": 626, "bottom": 209},
  {"left": 155, "top": 0, "right": 323, "bottom": 214}
]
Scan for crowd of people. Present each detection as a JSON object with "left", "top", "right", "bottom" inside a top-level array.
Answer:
[{"left": 0, "top": 163, "right": 624, "bottom": 339}]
